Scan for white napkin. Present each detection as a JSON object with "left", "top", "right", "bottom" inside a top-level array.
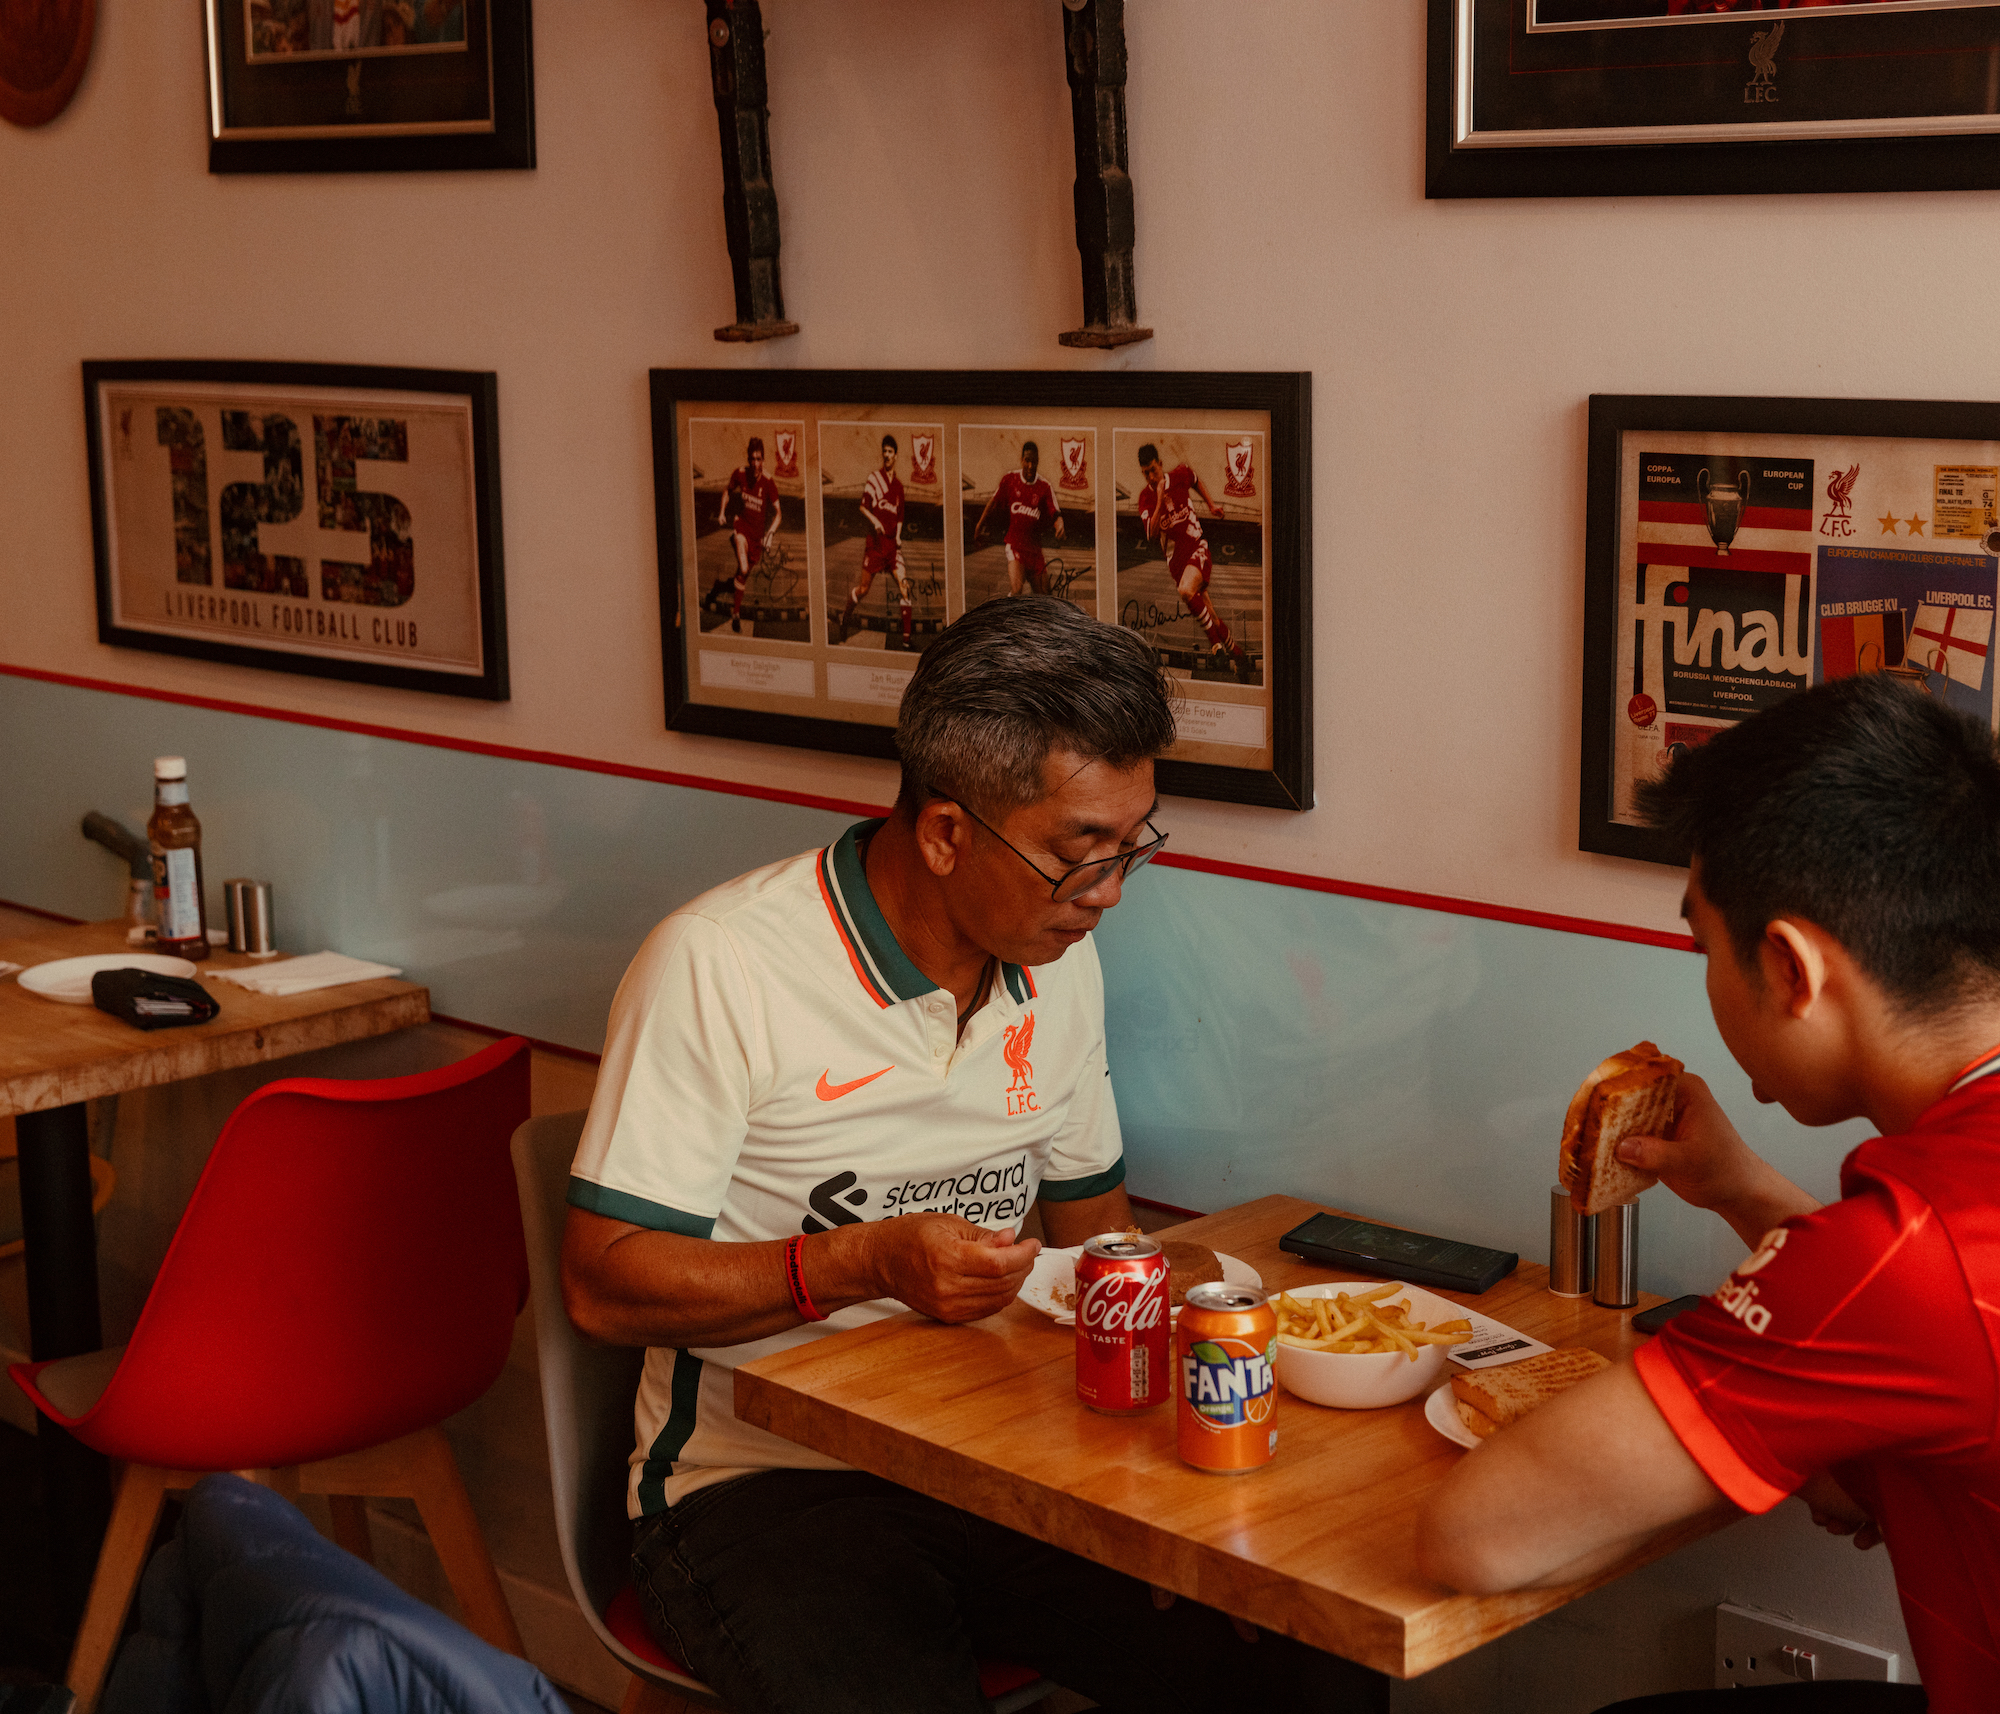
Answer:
[{"left": 211, "top": 951, "right": 403, "bottom": 997}]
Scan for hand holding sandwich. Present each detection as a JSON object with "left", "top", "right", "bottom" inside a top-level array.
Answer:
[{"left": 1612, "top": 1073, "right": 1820, "bottom": 1251}]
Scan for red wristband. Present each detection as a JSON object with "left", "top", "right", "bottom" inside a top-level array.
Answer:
[{"left": 784, "top": 1233, "right": 827, "bottom": 1323}]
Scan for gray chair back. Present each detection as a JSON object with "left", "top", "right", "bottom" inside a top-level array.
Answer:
[{"left": 510, "top": 1110, "right": 720, "bottom": 1703}]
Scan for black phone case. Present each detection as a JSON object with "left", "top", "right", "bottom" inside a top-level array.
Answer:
[{"left": 1278, "top": 1216, "right": 1518, "bottom": 1296}]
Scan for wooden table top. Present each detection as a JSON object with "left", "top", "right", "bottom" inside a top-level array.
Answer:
[
  {"left": 736, "top": 1192, "right": 1725, "bottom": 1680},
  {"left": 1, "top": 919, "right": 430, "bottom": 1117}
]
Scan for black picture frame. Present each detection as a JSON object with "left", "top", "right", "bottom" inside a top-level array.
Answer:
[
  {"left": 85, "top": 358, "right": 510, "bottom": 701},
  {"left": 1430, "top": 0, "right": 2000, "bottom": 199},
  {"left": 204, "top": 0, "right": 534, "bottom": 174},
  {"left": 651, "top": 369, "right": 1313, "bottom": 811},
  {"left": 1583, "top": 392, "right": 2000, "bottom": 865}
]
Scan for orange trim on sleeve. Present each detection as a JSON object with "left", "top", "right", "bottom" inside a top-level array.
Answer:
[{"left": 1632, "top": 1339, "right": 1793, "bottom": 1515}]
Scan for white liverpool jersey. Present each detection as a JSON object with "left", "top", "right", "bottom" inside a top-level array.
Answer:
[{"left": 569, "top": 820, "right": 1126, "bottom": 1514}]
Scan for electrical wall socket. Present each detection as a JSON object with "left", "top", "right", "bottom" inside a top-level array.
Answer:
[{"left": 1715, "top": 1603, "right": 1900, "bottom": 1688}]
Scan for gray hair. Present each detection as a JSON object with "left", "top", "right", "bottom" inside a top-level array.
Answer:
[{"left": 895, "top": 597, "right": 1176, "bottom": 816}]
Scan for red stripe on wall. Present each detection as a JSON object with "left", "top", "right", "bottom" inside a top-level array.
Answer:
[
  {"left": 0, "top": 661, "right": 1694, "bottom": 952},
  {"left": 1153, "top": 854, "right": 1695, "bottom": 952},
  {"left": 1636, "top": 501, "right": 1812, "bottom": 533}
]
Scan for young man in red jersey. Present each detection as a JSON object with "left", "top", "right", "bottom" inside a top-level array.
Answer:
[
  {"left": 974, "top": 440, "right": 1065, "bottom": 596},
  {"left": 836, "top": 433, "right": 913, "bottom": 647},
  {"left": 1135, "top": 443, "right": 1252, "bottom": 686},
  {"left": 716, "top": 436, "right": 782, "bottom": 635},
  {"left": 1417, "top": 674, "right": 2000, "bottom": 1713}
]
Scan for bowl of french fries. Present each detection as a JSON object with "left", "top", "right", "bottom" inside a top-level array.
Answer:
[{"left": 1269, "top": 1282, "right": 1475, "bottom": 1409}]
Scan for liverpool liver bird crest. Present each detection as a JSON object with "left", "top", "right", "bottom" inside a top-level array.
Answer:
[
  {"left": 1747, "top": 21, "right": 1784, "bottom": 88},
  {"left": 1827, "top": 464, "right": 1860, "bottom": 515},
  {"left": 1002, "top": 1012, "right": 1035, "bottom": 1094}
]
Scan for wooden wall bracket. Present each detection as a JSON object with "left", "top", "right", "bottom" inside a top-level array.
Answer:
[
  {"left": 705, "top": 0, "right": 797, "bottom": 343},
  {"left": 1058, "top": 0, "right": 1151, "bottom": 350}
]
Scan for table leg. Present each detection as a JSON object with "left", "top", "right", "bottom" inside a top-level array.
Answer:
[{"left": 15, "top": 1101, "right": 112, "bottom": 1627}]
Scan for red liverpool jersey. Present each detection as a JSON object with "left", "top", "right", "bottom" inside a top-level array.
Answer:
[
  {"left": 862, "top": 468, "right": 905, "bottom": 558},
  {"left": 1634, "top": 1050, "right": 2000, "bottom": 1712},
  {"left": 1137, "top": 464, "right": 1206, "bottom": 574},
  {"left": 994, "top": 471, "right": 1057, "bottom": 555},
  {"left": 727, "top": 468, "right": 781, "bottom": 539}
]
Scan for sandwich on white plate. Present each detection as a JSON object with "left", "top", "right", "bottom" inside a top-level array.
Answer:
[{"left": 1449, "top": 1347, "right": 1611, "bottom": 1440}]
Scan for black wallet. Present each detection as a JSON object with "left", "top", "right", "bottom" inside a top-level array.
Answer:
[{"left": 91, "top": 968, "right": 220, "bottom": 1031}]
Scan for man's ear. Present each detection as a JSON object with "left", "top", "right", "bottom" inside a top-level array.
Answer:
[
  {"left": 913, "top": 798, "right": 969, "bottom": 879},
  {"left": 1762, "top": 919, "right": 1828, "bottom": 1020}
]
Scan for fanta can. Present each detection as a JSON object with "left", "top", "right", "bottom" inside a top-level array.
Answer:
[{"left": 1176, "top": 1283, "right": 1278, "bottom": 1473}]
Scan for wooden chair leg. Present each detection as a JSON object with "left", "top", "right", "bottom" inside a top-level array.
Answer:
[
  {"left": 65, "top": 1462, "right": 170, "bottom": 1714},
  {"left": 620, "top": 1676, "right": 703, "bottom": 1714},
  {"left": 299, "top": 1427, "right": 524, "bottom": 1658},
  {"left": 326, "top": 1494, "right": 373, "bottom": 1564}
]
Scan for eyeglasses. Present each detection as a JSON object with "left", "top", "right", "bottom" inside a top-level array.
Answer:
[{"left": 938, "top": 797, "right": 1168, "bottom": 903}]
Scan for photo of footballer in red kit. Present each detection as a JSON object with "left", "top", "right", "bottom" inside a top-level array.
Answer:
[
  {"left": 1113, "top": 429, "right": 1265, "bottom": 688},
  {"left": 688, "top": 417, "right": 810, "bottom": 641},
  {"left": 819, "top": 420, "right": 947, "bottom": 654},
  {"left": 960, "top": 425, "right": 1096, "bottom": 616}
]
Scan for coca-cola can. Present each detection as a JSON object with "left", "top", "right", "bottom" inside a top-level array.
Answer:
[{"left": 1074, "top": 1233, "right": 1170, "bottom": 1414}]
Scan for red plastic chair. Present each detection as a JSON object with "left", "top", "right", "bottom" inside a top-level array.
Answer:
[{"left": 10, "top": 1035, "right": 533, "bottom": 1714}]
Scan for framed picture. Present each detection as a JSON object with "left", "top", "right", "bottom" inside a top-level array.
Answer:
[
  {"left": 651, "top": 370, "right": 1312, "bottom": 810},
  {"left": 1429, "top": 0, "right": 2000, "bottom": 199},
  {"left": 204, "top": 0, "right": 534, "bottom": 174},
  {"left": 84, "top": 359, "right": 509, "bottom": 701},
  {"left": 1583, "top": 393, "right": 2000, "bottom": 864}
]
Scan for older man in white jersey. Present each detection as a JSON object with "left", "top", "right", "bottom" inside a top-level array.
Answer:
[{"left": 563, "top": 598, "right": 1379, "bottom": 1714}]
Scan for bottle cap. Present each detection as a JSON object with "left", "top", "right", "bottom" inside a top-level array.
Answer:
[{"left": 153, "top": 756, "right": 187, "bottom": 781}]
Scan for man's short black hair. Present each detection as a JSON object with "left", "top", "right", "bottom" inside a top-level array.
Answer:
[
  {"left": 881, "top": 434, "right": 897, "bottom": 453},
  {"left": 894, "top": 596, "right": 1175, "bottom": 819},
  {"left": 1020, "top": 440, "right": 1038, "bottom": 463},
  {"left": 1637, "top": 674, "right": 2000, "bottom": 1015},
  {"left": 746, "top": 436, "right": 764, "bottom": 458},
  {"left": 1136, "top": 443, "right": 1159, "bottom": 468}
]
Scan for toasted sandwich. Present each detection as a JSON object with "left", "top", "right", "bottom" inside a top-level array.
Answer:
[
  {"left": 1558, "top": 1042, "right": 1682, "bottom": 1216},
  {"left": 1450, "top": 1347, "right": 1611, "bottom": 1440}
]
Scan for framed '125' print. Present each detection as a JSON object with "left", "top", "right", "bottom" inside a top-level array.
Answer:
[
  {"left": 85, "top": 359, "right": 509, "bottom": 700},
  {"left": 1584, "top": 393, "right": 2000, "bottom": 865},
  {"left": 651, "top": 369, "right": 1313, "bottom": 811}
]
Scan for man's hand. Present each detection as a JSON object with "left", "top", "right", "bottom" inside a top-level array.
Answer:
[
  {"left": 1616, "top": 1073, "right": 1820, "bottom": 1250},
  {"left": 870, "top": 1213, "right": 1040, "bottom": 1323},
  {"left": 1797, "top": 1472, "right": 1883, "bottom": 1551},
  {"left": 1053, "top": 514, "right": 1066, "bottom": 542}
]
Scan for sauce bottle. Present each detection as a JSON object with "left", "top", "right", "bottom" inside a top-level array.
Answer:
[{"left": 148, "top": 756, "right": 209, "bottom": 960}]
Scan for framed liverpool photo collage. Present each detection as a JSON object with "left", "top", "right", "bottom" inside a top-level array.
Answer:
[
  {"left": 1583, "top": 394, "right": 2000, "bottom": 865},
  {"left": 651, "top": 370, "right": 1312, "bottom": 810},
  {"left": 84, "top": 359, "right": 509, "bottom": 700},
  {"left": 1430, "top": 0, "right": 2000, "bottom": 199}
]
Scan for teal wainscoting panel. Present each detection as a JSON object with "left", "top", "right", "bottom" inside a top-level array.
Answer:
[
  {"left": 1, "top": 674, "right": 1871, "bottom": 1300},
  {"left": 1094, "top": 863, "right": 1872, "bottom": 1302},
  {"left": 0, "top": 675, "right": 853, "bottom": 1050}
]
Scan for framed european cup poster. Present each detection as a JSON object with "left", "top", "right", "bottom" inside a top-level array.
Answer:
[
  {"left": 651, "top": 370, "right": 1312, "bottom": 810},
  {"left": 1583, "top": 394, "right": 2000, "bottom": 865},
  {"left": 84, "top": 359, "right": 509, "bottom": 700},
  {"left": 1430, "top": 0, "right": 2000, "bottom": 199}
]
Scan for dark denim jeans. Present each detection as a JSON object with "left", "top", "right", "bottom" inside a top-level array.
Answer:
[{"left": 631, "top": 1468, "right": 1389, "bottom": 1714}]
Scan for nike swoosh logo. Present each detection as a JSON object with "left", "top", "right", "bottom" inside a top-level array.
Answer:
[{"left": 816, "top": 1066, "right": 894, "bottom": 1101}]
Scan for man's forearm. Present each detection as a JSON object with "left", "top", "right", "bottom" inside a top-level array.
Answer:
[
  {"left": 562, "top": 1212, "right": 886, "bottom": 1348},
  {"left": 1709, "top": 1153, "right": 1820, "bottom": 1250},
  {"left": 1039, "top": 1184, "right": 1136, "bottom": 1248}
]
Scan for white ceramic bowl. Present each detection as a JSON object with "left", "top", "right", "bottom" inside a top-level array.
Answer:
[{"left": 1270, "top": 1283, "right": 1449, "bottom": 1410}]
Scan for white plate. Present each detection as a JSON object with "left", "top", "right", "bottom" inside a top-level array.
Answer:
[
  {"left": 1019, "top": 1244, "right": 1262, "bottom": 1325},
  {"left": 17, "top": 953, "right": 199, "bottom": 1005},
  {"left": 1425, "top": 1380, "right": 1482, "bottom": 1450}
]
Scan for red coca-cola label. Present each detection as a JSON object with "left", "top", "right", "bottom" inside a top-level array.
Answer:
[{"left": 1074, "top": 1240, "right": 1169, "bottom": 1414}]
